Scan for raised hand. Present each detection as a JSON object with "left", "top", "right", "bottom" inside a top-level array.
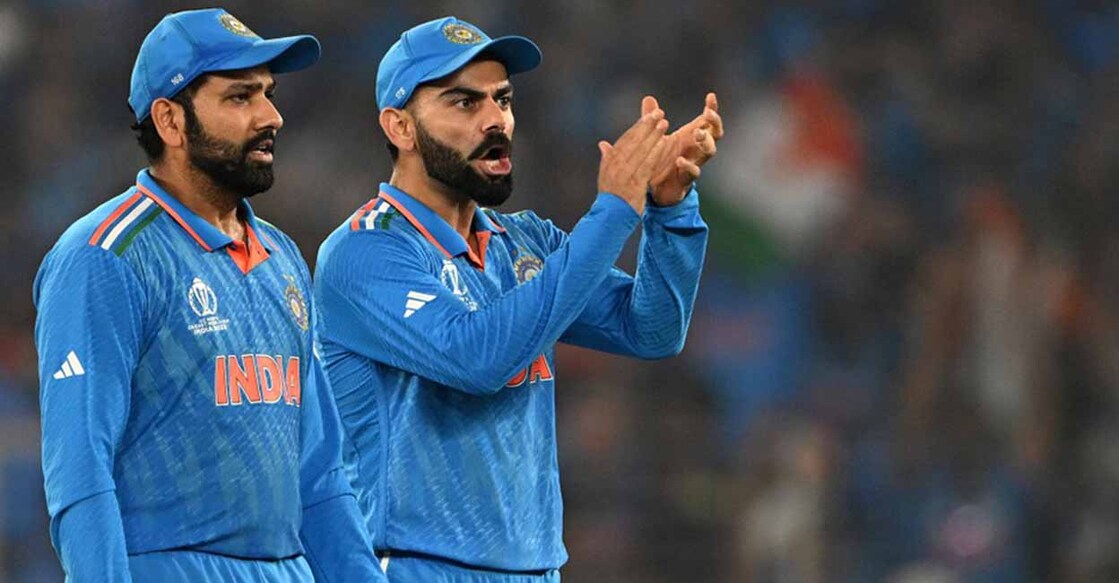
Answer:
[
  {"left": 597, "top": 105, "right": 670, "bottom": 215},
  {"left": 646, "top": 92, "right": 723, "bottom": 206}
]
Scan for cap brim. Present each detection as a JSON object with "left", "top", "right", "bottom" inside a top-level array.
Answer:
[
  {"left": 207, "top": 34, "right": 321, "bottom": 75},
  {"left": 420, "top": 35, "right": 542, "bottom": 86}
]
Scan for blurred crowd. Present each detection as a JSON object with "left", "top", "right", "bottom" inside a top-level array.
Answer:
[{"left": 0, "top": 1, "right": 1115, "bottom": 581}]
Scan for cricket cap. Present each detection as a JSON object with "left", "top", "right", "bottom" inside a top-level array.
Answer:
[
  {"left": 129, "top": 8, "right": 321, "bottom": 122},
  {"left": 376, "top": 16, "right": 541, "bottom": 110}
]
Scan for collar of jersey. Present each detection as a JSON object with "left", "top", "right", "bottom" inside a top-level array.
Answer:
[
  {"left": 135, "top": 169, "right": 274, "bottom": 253},
  {"left": 377, "top": 182, "right": 505, "bottom": 259}
]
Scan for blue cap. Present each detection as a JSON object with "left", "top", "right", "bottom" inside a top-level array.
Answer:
[
  {"left": 129, "top": 9, "right": 321, "bottom": 122},
  {"left": 376, "top": 16, "right": 542, "bottom": 110}
]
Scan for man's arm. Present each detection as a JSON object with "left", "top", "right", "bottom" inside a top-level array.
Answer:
[
  {"left": 559, "top": 187, "right": 708, "bottom": 358},
  {"left": 317, "top": 193, "right": 641, "bottom": 395},
  {"left": 315, "top": 109, "right": 669, "bottom": 395},
  {"left": 34, "top": 244, "right": 144, "bottom": 582}
]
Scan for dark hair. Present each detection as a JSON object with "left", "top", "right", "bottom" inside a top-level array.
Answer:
[{"left": 130, "top": 77, "right": 204, "bottom": 162}]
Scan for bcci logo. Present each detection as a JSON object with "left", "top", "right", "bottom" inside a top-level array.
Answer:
[
  {"left": 219, "top": 13, "right": 258, "bottom": 38},
  {"left": 443, "top": 23, "right": 484, "bottom": 45},
  {"left": 440, "top": 260, "right": 478, "bottom": 311},
  {"left": 187, "top": 277, "right": 230, "bottom": 336},
  {"left": 188, "top": 277, "right": 218, "bottom": 317},
  {"left": 513, "top": 253, "right": 543, "bottom": 284},
  {"left": 283, "top": 274, "right": 309, "bottom": 332}
]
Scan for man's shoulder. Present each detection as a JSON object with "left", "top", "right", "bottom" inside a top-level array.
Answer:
[
  {"left": 317, "top": 200, "right": 426, "bottom": 274},
  {"left": 47, "top": 187, "right": 165, "bottom": 262},
  {"left": 484, "top": 207, "right": 561, "bottom": 245}
]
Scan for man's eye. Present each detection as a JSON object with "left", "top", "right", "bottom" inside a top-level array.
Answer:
[
  {"left": 231, "top": 93, "right": 250, "bottom": 103},
  {"left": 455, "top": 98, "right": 475, "bottom": 109},
  {"left": 497, "top": 96, "right": 513, "bottom": 108}
]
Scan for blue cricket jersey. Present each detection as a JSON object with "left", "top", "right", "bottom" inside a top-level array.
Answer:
[
  {"left": 314, "top": 183, "right": 708, "bottom": 571},
  {"left": 34, "top": 169, "right": 381, "bottom": 581}
]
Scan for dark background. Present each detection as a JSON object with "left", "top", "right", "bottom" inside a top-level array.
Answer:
[{"left": 0, "top": 1, "right": 1115, "bottom": 581}]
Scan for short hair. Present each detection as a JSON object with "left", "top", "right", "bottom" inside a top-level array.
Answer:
[{"left": 130, "top": 76, "right": 205, "bottom": 162}]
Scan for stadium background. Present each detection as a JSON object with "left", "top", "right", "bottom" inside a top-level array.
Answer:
[{"left": 0, "top": 1, "right": 1115, "bottom": 581}]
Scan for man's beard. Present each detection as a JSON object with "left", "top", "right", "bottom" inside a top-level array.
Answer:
[
  {"left": 183, "top": 105, "right": 275, "bottom": 197},
  {"left": 415, "top": 121, "right": 513, "bottom": 207}
]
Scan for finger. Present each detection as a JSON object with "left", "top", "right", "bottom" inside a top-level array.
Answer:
[
  {"left": 641, "top": 95, "right": 659, "bottom": 117},
  {"left": 613, "top": 109, "right": 665, "bottom": 154},
  {"left": 676, "top": 156, "right": 702, "bottom": 182},
  {"left": 704, "top": 107, "right": 724, "bottom": 140},
  {"left": 706, "top": 92, "right": 718, "bottom": 113},
  {"left": 598, "top": 140, "right": 612, "bottom": 158},
  {"left": 626, "top": 117, "right": 669, "bottom": 166},
  {"left": 635, "top": 134, "right": 671, "bottom": 180}
]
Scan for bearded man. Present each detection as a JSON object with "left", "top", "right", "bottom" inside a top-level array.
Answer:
[
  {"left": 314, "top": 16, "right": 722, "bottom": 582},
  {"left": 33, "top": 9, "right": 384, "bottom": 582}
]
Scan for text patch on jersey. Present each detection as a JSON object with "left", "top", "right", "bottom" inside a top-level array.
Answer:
[
  {"left": 214, "top": 354, "right": 301, "bottom": 407},
  {"left": 505, "top": 354, "right": 553, "bottom": 388}
]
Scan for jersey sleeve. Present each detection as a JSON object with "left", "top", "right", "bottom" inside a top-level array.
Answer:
[
  {"left": 558, "top": 187, "right": 709, "bottom": 358},
  {"left": 298, "top": 273, "right": 384, "bottom": 581},
  {"left": 34, "top": 243, "right": 146, "bottom": 580},
  {"left": 298, "top": 342, "right": 384, "bottom": 581},
  {"left": 315, "top": 193, "right": 641, "bottom": 395}
]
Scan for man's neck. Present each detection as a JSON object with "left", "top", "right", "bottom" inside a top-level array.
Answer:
[
  {"left": 149, "top": 163, "right": 245, "bottom": 242},
  {"left": 389, "top": 169, "right": 476, "bottom": 241}
]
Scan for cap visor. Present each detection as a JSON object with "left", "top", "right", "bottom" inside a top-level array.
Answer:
[
  {"left": 207, "top": 35, "right": 321, "bottom": 75},
  {"left": 421, "top": 35, "right": 542, "bottom": 85}
]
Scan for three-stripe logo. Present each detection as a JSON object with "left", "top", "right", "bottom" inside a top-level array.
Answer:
[
  {"left": 403, "top": 291, "right": 436, "bottom": 318},
  {"left": 52, "top": 351, "right": 85, "bottom": 380}
]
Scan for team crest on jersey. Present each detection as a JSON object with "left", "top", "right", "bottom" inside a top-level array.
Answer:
[
  {"left": 513, "top": 252, "right": 543, "bottom": 284},
  {"left": 187, "top": 277, "right": 230, "bottom": 336},
  {"left": 440, "top": 260, "right": 478, "bottom": 311},
  {"left": 443, "top": 23, "right": 483, "bottom": 45},
  {"left": 283, "top": 274, "right": 309, "bottom": 332}
]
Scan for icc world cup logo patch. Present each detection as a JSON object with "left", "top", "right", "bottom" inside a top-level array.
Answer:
[
  {"left": 284, "top": 275, "right": 309, "bottom": 332},
  {"left": 513, "top": 253, "right": 543, "bottom": 284},
  {"left": 443, "top": 23, "right": 484, "bottom": 45}
]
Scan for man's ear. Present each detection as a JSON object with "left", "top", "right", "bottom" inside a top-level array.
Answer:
[
  {"left": 380, "top": 107, "right": 417, "bottom": 154},
  {"left": 151, "top": 97, "right": 188, "bottom": 150}
]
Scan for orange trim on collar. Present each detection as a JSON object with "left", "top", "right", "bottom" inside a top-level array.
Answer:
[
  {"left": 378, "top": 191, "right": 453, "bottom": 258},
  {"left": 226, "top": 223, "right": 270, "bottom": 275},
  {"left": 136, "top": 183, "right": 213, "bottom": 251},
  {"left": 468, "top": 230, "right": 491, "bottom": 270}
]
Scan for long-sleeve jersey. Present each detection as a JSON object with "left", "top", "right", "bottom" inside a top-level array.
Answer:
[
  {"left": 314, "top": 182, "right": 708, "bottom": 572},
  {"left": 33, "top": 169, "right": 382, "bottom": 582}
]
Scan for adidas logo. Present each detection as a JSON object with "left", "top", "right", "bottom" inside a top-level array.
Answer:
[
  {"left": 52, "top": 351, "right": 85, "bottom": 380},
  {"left": 403, "top": 291, "right": 436, "bottom": 318}
]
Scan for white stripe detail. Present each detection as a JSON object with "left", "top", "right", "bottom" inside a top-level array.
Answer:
[
  {"left": 363, "top": 201, "right": 391, "bottom": 230},
  {"left": 100, "top": 197, "right": 155, "bottom": 249},
  {"left": 379, "top": 554, "right": 390, "bottom": 573},
  {"left": 66, "top": 351, "right": 85, "bottom": 375},
  {"left": 403, "top": 291, "right": 437, "bottom": 318},
  {"left": 51, "top": 351, "right": 86, "bottom": 380}
]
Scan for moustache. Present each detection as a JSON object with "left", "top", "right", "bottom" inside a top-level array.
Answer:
[
  {"left": 467, "top": 133, "right": 513, "bottom": 160},
  {"left": 242, "top": 130, "right": 277, "bottom": 157}
]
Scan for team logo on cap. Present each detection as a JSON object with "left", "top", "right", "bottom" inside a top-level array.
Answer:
[
  {"left": 513, "top": 253, "right": 543, "bottom": 284},
  {"left": 443, "top": 23, "right": 484, "bottom": 45},
  {"left": 219, "top": 13, "right": 258, "bottom": 38},
  {"left": 283, "top": 274, "right": 309, "bottom": 332}
]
